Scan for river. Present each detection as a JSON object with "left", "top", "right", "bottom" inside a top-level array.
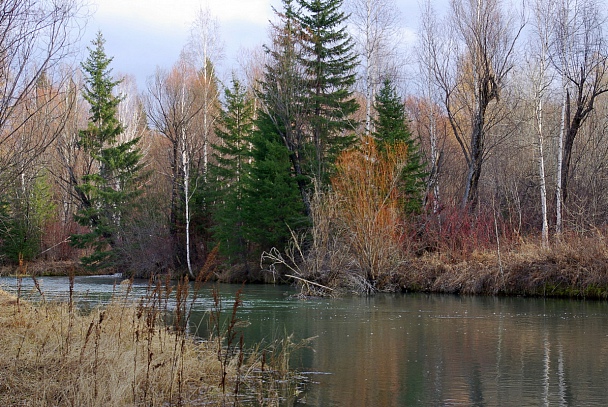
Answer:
[{"left": 1, "top": 275, "right": 608, "bottom": 406}]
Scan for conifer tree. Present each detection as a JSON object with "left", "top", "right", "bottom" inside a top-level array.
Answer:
[
  {"left": 373, "top": 78, "right": 426, "bottom": 213},
  {"left": 294, "top": 0, "right": 360, "bottom": 184},
  {"left": 71, "top": 32, "right": 144, "bottom": 271},
  {"left": 261, "top": 0, "right": 312, "bottom": 216},
  {"left": 243, "top": 111, "right": 308, "bottom": 255},
  {"left": 210, "top": 77, "right": 254, "bottom": 264}
]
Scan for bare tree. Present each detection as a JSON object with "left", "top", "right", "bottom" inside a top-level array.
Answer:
[
  {"left": 528, "top": 0, "right": 557, "bottom": 247},
  {"left": 347, "top": 0, "right": 401, "bottom": 135},
  {"left": 417, "top": 0, "right": 447, "bottom": 213},
  {"left": 421, "top": 0, "right": 524, "bottom": 210},
  {"left": 551, "top": 0, "right": 608, "bottom": 232},
  {"left": 184, "top": 6, "right": 224, "bottom": 177},
  {"left": 145, "top": 60, "right": 205, "bottom": 276},
  {"left": 117, "top": 75, "right": 149, "bottom": 155},
  {"left": 0, "top": 0, "right": 83, "bottom": 191}
]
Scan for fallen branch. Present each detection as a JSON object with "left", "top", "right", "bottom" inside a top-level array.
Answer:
[{"left": 285, "top": 274, "right": 334, "bottom": 292}]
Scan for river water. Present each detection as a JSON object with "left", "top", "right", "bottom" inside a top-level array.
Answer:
[{"left": 2, "top": 275, "right": 608, "bottom": 406}]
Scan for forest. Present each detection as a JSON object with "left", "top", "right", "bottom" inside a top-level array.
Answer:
[{"left": 3, "top": 0, "right": 608, "bottom": 297}]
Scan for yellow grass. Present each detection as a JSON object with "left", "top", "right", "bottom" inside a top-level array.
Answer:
[{"left": 0, "top": 286, "right": 288, "bottom": 406}]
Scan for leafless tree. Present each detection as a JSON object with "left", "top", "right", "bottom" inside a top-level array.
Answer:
[
  {"left": 417, "top": 0, "right": 448, "bottom": 213},
  {"left": 550, "top": 0, "right": 608, "bottom": 232},
  {"left": 347, "top": 0, "right": 402, "bottom": 135},
  {"left": 527, "top": 0, "right": 558, "bottom": 247},
  {"left": 117, "top": 75, "right": 149, "bottom": 155},
  {"left": 145, "top": 60, "right": 205, "bottom": 276},
  {"left": 183, "top": 6, "right": 224, "bottom": 177},
  {"left": 421, "top": 0, "right": 524, "bottom": 210},
  {"left": 0, "top": 0, "right": 83, "bottom": 191}
]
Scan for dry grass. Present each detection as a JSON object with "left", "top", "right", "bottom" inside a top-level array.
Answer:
[
  {"left": 400, "top": 232, "right": 608, "bottom": 298},
  {"left": 0, "top": 280, "right": 297, "bottom": 406}
]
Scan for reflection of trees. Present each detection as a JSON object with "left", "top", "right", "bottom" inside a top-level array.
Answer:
[{"left": 295, "top": 295, "right": 608, "bottom": 405}]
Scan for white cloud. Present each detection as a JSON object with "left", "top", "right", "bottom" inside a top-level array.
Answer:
[{"left": 95, "top": 0, "right": 277, "bottom": 29}]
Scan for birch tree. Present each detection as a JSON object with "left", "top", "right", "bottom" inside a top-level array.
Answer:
[
  {"left": 145, "top": 60, "right": 205, "bottom": 276},
  {"left": 185, "top": 7, "right": 224, "bottom": 177},
  {"left": 528, "top": 0, "right": 555, "bottom": 248},
  {"left": 347, "top": 0, "right": 401, "bottom": 135},
  {"left": 417, "top": 0, "right": 447, "bottom": 213}
]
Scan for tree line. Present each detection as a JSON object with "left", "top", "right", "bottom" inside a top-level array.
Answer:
[{"left": 2, "top": 0, "right": 608, "bottom": 292}]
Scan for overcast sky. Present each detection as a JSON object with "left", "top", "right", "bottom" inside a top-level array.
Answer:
[{"left": 82, "top": 0, "right": 442, "bottom": 90}]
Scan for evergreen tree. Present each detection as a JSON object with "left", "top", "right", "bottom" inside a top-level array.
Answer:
[
  {"left": 373, "top": 78, "right": 426, "bottom": 214},
  {"left": 210, "top": 77, "right": 254, "bottom": 264},
  {"left": 260, "top": 0, "right": 312, "bottom": 216},
  {"left": 294, "top": 0, "right": 360, "bottom": 184},
  {"left": 243, "top": 111, "right": 308, "bottom": 255},
  {"left": 71, "top": 32, "right": 144, "bottom": 271}
]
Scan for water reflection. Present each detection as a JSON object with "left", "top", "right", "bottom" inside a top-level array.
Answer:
[{"left": 1, "top": 276, "right": 608, "bottom": 406}]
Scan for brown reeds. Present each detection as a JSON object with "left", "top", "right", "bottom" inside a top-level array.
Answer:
[{"left": 0, "top": 264, "right": 298, "bottom": 406}]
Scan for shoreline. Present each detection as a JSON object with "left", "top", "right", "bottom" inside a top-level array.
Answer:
[{"left": 3, "top": 245, "right": 608, "bottom": 300}]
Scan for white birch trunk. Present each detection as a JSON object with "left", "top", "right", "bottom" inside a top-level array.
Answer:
[
  {"left": 532, "top": 3, "right": 550, "bottom": 248},
  {"left": 536, "top": 94, "right": 550, "bottom": 248},
  {"left": 180, "top": 86, "right": 194, "bottom": 278},
  {"left": 556, "top": 84, "right": 566, "bottom": 235}
]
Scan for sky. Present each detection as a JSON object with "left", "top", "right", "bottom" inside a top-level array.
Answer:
[{"left": 82, "top": 0, "right": 439, "bottom": 90}]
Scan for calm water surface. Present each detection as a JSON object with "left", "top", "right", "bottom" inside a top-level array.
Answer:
[{"left": 2, "top": 275, "right": 608, "bottom": 406}]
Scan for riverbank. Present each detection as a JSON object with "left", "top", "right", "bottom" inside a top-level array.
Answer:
[
  {"left": 3, "top": 233, "right": 608, "bottom": 300},
  {"left": 400, "top": 235, "right": 608, "bottom": 299},
  {"left": 0, "top": 283, "right": 297, "bottom": 406},
  {"left": 0, "top": 260, "right": 88, "bottom": 277}
]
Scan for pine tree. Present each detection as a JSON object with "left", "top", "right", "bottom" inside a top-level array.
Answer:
[
  {"left": 294, "top": 0, "right": 360, "bottom": 184},
  {"left": 71, "top": 32, "right": 144, "bottom": 271},
  {"left": 373, "top": 78, "right": 426, "bottom": 214},
  {"left": 209, "top": 77, "right": 254, "bottom": 264}
]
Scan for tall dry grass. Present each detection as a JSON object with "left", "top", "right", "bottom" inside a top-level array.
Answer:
[{"left": 0, "top": 272, "right": 301, "bottom": 406}]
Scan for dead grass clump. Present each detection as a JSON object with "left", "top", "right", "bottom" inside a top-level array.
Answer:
[{"left": 0, "top": 280, "right": 297, "bottom": 406}]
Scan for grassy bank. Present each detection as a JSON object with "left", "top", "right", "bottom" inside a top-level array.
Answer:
[
  {"left": 265, "top": 222, "right": 608, "bottom": 298},
  {"left": 399, "top": 235, "right": 608, "bottom": 299},
  {"left": 0, "top": 280, "right": 301, "bottom": 406}
]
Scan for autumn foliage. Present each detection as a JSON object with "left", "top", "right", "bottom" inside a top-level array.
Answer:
[{"left": 331, "top": 137, "right": 408, "bottom": 285}]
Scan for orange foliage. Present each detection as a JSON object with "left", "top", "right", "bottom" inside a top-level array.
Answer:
[{"left": 331, "top": 137, "right": 408, "bottom": 284}]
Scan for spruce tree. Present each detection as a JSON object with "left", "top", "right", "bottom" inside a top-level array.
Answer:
[
  {"left": 260, "top": 0, "right": 312, "bottom": 216},
  {"left": 71, "top": 32, "right": 144, "bottom": 271},
  {"left": 373, "top": 78, "right": 426, "bottom": 214},
  {"left": 210, "top": 77, "right": 254, "bottom": 264},
  {"left": 243, "top": 111, "right": 308, "bottom": 255},
  {"left": 294, "top": 0, "right": 359, "bottom": 183}
]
